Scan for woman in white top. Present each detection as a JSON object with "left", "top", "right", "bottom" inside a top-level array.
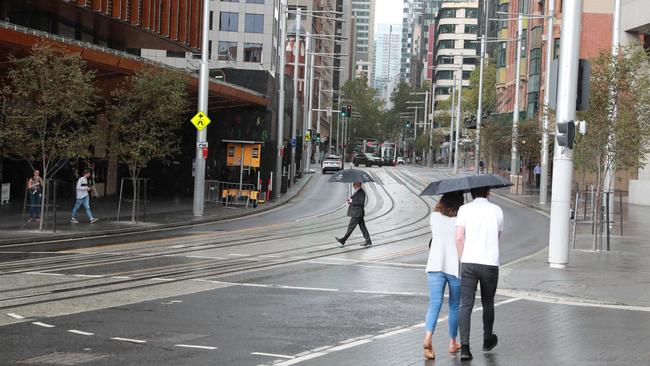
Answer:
[{"left": 423, "top": 191, "right": 464, "bottom": 359}]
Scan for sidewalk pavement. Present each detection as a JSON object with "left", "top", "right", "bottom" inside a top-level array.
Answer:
[
  {"left": 0, "top": 175, "right": 312, "bottom": 246},
  {"left": 495, "top": 189, "right": 650, "bottom": 308}
]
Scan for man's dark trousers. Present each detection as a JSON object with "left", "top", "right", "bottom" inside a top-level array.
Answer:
[
  {"left": 459, "top": 263, "right": 499, "bottom": 346},
  {"left": 341, "top": 217, "right": 370, "bottom": 242}
]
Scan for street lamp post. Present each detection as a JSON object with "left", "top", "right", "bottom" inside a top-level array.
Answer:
[
  {"left": 453, "top": 71, "right": 464, "bottom": 175},
  {"left": 290, "top": 9, "right": 301, "bottom": 185},
  {"left": 510, "top": 13, "right": 523, "bottom": 181},
  {"left": 303, "top": 32, "right": 312, "bottom": 177},
  {"left": 540, "top": 0, "right": 555, "bottom": 204},
  {"left": 475, "top": 0, "right": 490, "bottom": 174},
  {"left": 274, "top": 3, "right": 287, "bottom": 199}
]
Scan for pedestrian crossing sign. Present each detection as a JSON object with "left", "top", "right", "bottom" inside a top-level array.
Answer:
[{"left": 191, "top": 111, "right": 211, "bottom": 131}]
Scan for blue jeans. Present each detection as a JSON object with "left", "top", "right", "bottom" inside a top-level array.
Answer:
[
  {"left": 71, "top": 196, "right": 94, "bottom": 220},
  {"left": 425, "top": 271, "right": 461, "bottom": 338},
  {"left": 29, "top": 192, "right": 41, "bottom": 219}
]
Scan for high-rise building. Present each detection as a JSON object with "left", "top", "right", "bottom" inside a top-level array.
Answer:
[
  {"left": 431, "top": 1, "right": 479, "bottom": 105},
  {"left": 351, "top": 0, "right": 376, "bottom": 82},
  {"left": 373, "top": 24, "right": 401, "bottom": 102},
  {"left": 142, "top": 1, "right": 279, "bottom": 74}
]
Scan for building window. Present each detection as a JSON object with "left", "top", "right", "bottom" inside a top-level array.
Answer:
[
  {"left": 463, "top": 57, "right": 476, "bottom": 65},
  {"left": 209, "top": 11, "right": 213, "bottom": 30},
  {"left": 436, "top": 70, "right": 454, "bottom": 80},
  {"left": 438, "top": 24, "right": 454, "bottom": 34},
  {"left": 245, "top": 13, "right": 264, "bottom": 33},
  {"left": 553, "top": 38, "right": 560, "bottom": 59},
  {"left": 463, "top": 70, "right": 472, "bottom": 80},
  {"left": 246, "top": 0, "right": 264, "bottom": 3},
  {"left": 521, "top": 29, "right": 527, "bottom": 57},
  {"left": 465, "top": 8, "right": 478, "bottom": 18},
  {"left": 497, "top": 3, "right": 508, "bottom": 30},
  {"left": 439, "top": 8, "right": 455, "bottom": 18},
  {"left": 439, "top": 40, "right": 454, "bottom": 49},
  {"left": 218, "top": 41, "right": 238, "bottom": 61},
  {"left": 221, "top": 0, "right": 238, "bottom": 2},
  {"left": 208, "top": 40, "right": 212, "bottom": 59},
  {"left": 497, "top": 41, "right": 506, "bottom": 67},
  {"left": 166, "top": 50, "right": 185, "bottom": 58},
  {"left": 437, "top": 55, "right": 454, "bottom": 64},
  {"left": 435, "top": 87, "right": 450, "bottom": 95},
  {"left": 530, "top": 48, "right": 541, "bottom": 75},
  {"left": 244, "top": 43, "right": 263, "bottom": 62},
  {"left": 464, "top": 40, "right": 476, "bottom": 50},
  {"left": 464, "top": 24, "right": 478, "bottom": 34},
  {"left": 220, "top": 12, "right": 238, "bottom": 32}
]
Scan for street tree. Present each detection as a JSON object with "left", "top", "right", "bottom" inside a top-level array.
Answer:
[
  {"left": 517, "top": 119, "right": 542, "bottom": 175},
  {"left": 574, "top": 46, "right": 650, "bottom": 247},
  {"left": 461, "top": 61, "right": 497, "bottom": 116},
  {"left": 108, "top": 68, "right": 188, "bottom": 222},
  {"left": 340, "top": 77, "right": 384, "bottom": 143},
  {"left": 1, "top": 42, "right": 96, "bottom": 231}
]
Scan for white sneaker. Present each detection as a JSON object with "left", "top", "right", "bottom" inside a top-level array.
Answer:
[
  {"left": 70, "top": 218, "right": 79, "bottom": 224},
  {"left": 90, "top": 217, "right": 99, "bottom": 224}
]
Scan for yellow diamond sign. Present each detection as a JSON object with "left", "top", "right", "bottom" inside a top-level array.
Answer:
[{"left": 191, "top": 111, "right": 211, "bottom": 131}]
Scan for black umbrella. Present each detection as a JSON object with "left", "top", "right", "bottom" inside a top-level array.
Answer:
[
  {"left": 328, "top": 169, "right": 375, "bottom": 183},
  {"left": 420, "top": 174, "right": 512, "bottom": 195}
]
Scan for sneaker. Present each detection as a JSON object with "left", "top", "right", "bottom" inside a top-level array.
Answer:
[
  {"left": 90, "top": 217, "right": 99, "bottom": 224},
  {"left": 335, "top": 237, "right": 345, "bottom": 246},
  {"left": 70, "top": 218, "right": 79, "bottom": 224},
  {"left": 483, "top": 333, "right": 498, "bottom": 352},
  {"left": 460, "top": 345, "right": 473, "bottom": 361}
]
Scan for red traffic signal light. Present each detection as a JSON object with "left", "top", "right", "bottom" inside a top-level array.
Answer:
[{"left": 346, "top": 105, "right": 352, "bottom": 117}]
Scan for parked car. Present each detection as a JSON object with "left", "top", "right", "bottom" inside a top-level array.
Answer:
[
  {"left": 397, "top": 157, "right": 406, "bottom": 165},
  {"left": 322, "top": 155, "right": 343, "bottom": 174},
  {"left": 353, "top": 153, "right": 382, "bottom": 167}
]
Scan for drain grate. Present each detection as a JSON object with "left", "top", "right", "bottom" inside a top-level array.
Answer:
[{"left": 17, "top": 352, "right": 111, "bottom": 365}]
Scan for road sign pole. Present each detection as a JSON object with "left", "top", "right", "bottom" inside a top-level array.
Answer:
[
  {"left": 316, "top": 79, "right": 322, "bottom": 165},
  {"left": 193, "top": 0, "right": 210, "bottom": 217},
  {"left": 476, "top": 0, "right": 489, "bottom": 174},
  {"left": 448, "top": 82, "right": 455, "bottom": 168},
  {"left": 549, "top": 0, "right": 583, "bottom": 269},
  {"left": 302, "top": 32, "right": 311, "bottom": 176},
  {"left": 454, "top": 72, "right": 463, "bottom": 174}
]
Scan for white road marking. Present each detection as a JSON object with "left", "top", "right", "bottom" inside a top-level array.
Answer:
[
  {"left": 32, "top": 322, "right": 55, "bottom": 328},
  {"left": 111, "top": 337, "right": 147, "bottom": 344},
  {"left": 68, "top": 329, "right": 94, "bottom": 336},
  {"left": 273, "top": 352, "right": 328, "bottom": 366},
  {"left": 111, "top": 276, "right": 131, "bottom": 279},
  {"left": 25, "top": 271, "right": 63, "bottom": 276},
  {"left": 151, "top": 278, "right": 176, "bottom": 281},
  {"left": 373, "top": 328, "right": 411, "bottom": 339},
  {"left": 228, "top": 253, "right": 248, "bottom": 257},
  {"left": 250, "top": 352, "right": 294, "bottom": 359},
  {"left": 183, "top": 255, "right": 226, "bottom": 260},
  {"left": 328, "top": 339, "right": 371, "bottom": 351},
  {"left": 175, "top": 344, "right": 217, "bottom": 350},
  {"left": 74, "top": 274, "right": 104, "bottom": 278},
  {"left": 278, "top": 285, "right": 339, "bottom": 292},
  {"left": 7, "top": 313, "right": 25, "bottom": 320}
]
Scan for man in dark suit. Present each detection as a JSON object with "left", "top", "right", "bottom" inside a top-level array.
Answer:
[{"left": 336, "top": 182, "right": 372, "bottom": 247}]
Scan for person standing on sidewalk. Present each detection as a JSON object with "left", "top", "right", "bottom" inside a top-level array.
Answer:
[
  {"left": 534, "top": 163, "right": 541, "bottom": 188},
  {"left": 27, "top": 169, "right": 44, "bottom": 222},
  {"left": 422, "top": 191, "right": 464, "bottom": 360},
  {"left": 71, "top": 170, "right": 99, "bottom": 224},
  {"left": 455, "top": 186, "right": 503, "bottom": 361},
  {"left": 335, "top": 182, "right": 371, "bottom": 247}
]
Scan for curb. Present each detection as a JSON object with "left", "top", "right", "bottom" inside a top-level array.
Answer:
[{"left": 0, "top": 175, "right": 314, "bottom": 246}]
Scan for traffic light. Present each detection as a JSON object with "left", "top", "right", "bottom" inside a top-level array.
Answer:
[
  {"left": 346, "top": 105, "right": 352, "bottom": 118},
  {"left": 405, "top": 120, "right": 411, "bottom": 128},
  {"left": 556, "top": 121, "right": 576, "bottom": 149},
  {"left": 340, "top": 107, "right": 347, "bottom": 118},
  {"left": 316, "top": 133, "right": 321, "bottom": 144}
]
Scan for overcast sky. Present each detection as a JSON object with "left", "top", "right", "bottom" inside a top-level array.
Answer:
[{"left": 374, "top": 0, "right": 403, "bottom": 32}]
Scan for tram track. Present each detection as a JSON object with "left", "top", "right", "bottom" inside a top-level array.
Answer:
[{"left": 0, "top": 169, "right": 438, "bottom": 311}]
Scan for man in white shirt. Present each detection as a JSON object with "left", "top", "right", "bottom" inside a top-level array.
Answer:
[
  {"left": 455, "top": 186, "right": 504, "bottom": 361},
  {"left": 71, "top": 170, "right": 99, "bottom": 224},
  {"left": 534, "top": 163, "right": 541, "bottom": 188}
]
